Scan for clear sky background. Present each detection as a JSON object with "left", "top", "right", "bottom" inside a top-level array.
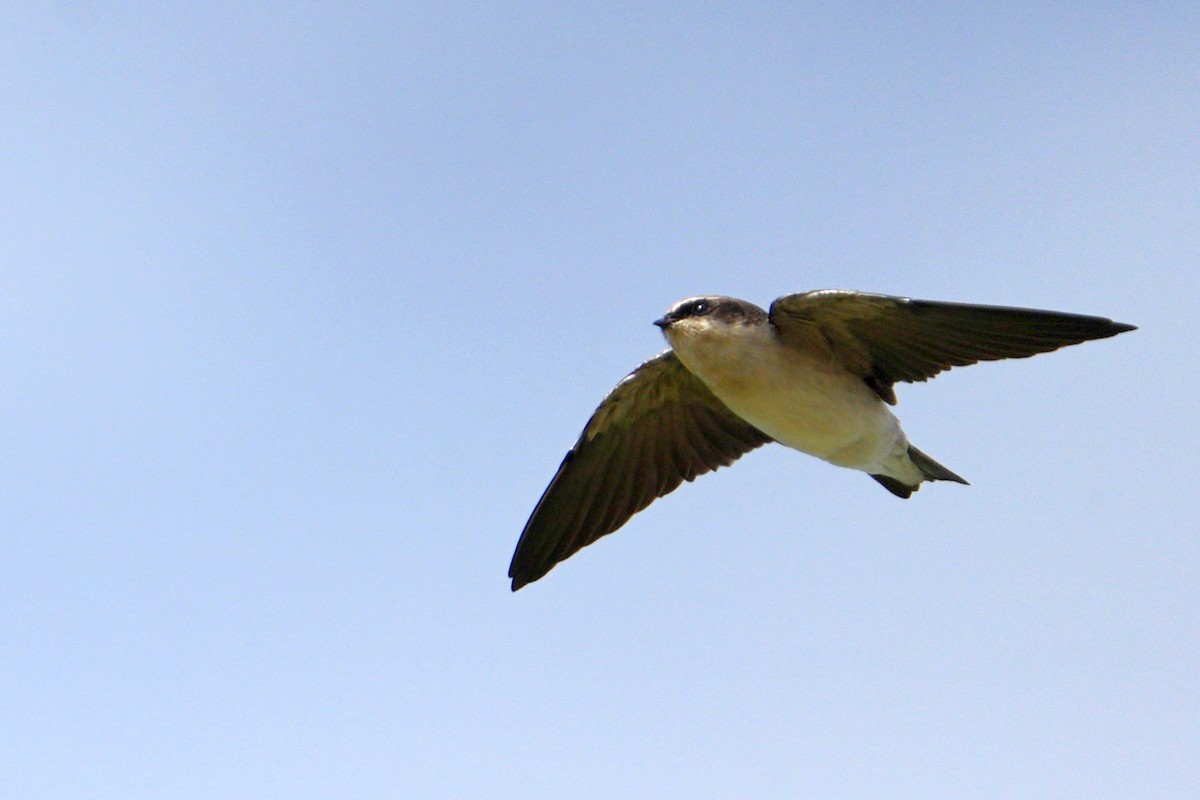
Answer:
[{"left": 2, "top": 4, "right": 1196, "bottom": 798}]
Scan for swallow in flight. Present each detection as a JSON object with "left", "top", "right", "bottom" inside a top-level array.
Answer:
[{"left": 509, "top": 290, "right": 1135, "bottom": 590}]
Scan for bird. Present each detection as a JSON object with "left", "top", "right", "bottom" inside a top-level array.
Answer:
[{"left": 508, "top": 290, "right": 1135, "bottom": 590}]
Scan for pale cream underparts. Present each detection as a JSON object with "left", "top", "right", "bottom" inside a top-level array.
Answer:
[{"left": 666, "top": 316, "right": 925, "bottom": 486}]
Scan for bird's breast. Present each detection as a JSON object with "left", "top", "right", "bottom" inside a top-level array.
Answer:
[{"left": 669, "top": 326, "right": 901, "bottom": 467}]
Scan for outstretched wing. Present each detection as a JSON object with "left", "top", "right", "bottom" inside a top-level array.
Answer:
[
  {"left": 509, "top": 351, "right": 771, "bottom": 590},
  {"left": 769, "top": 290, "right": 1135, "bottom": 404}
]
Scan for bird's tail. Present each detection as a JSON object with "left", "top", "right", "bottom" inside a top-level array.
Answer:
[
  {"left": 909, "top": 445, "right": 968, "bottom": 485},
  {"left": 871, "top": 445, "right": 969, "bottom": 499}
]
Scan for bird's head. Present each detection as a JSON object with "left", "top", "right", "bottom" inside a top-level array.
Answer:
[{"left": 654, "top": 296, "right": 768, "bottom": 346}]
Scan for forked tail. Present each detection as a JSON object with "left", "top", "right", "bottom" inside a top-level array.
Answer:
[{"left": 871, "top": 445, "right": 969, "bottom": 499}]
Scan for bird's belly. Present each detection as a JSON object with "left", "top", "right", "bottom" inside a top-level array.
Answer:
[{"left": 691, "top": 349, "right": 902, "bottom": 470}]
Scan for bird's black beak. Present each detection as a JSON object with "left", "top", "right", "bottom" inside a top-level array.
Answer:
[{"left": 653, "top": 316, "right": 672, "bottom": 330}]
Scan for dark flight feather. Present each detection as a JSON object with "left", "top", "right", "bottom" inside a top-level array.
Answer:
[{"left": 508, "top": 352, "right": 771, "bottom": 590}]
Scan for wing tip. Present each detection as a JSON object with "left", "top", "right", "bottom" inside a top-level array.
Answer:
[{"left": 508, "top": 557, "right": 546, "bottom": 591}]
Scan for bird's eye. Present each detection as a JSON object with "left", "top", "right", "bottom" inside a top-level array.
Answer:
[{"left": 691, "top": 300, "right": 709, "bottom": 316}]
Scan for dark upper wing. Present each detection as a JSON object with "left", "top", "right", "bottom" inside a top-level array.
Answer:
[
  {"left": 769, "top": 290, "right": 1136, "bottom": 404},
  {"left": 509, "top": 351, "right": 771, "bottom": 590}
]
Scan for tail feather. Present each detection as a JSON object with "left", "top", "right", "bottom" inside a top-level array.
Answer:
[
  {"left": 870, "top": 445, "right": 969, "bottom": 499},
  {"left": 870, "top": 473, "right": 915, "bottom": 498},
  {"left": 908, "top": 445, "right": 969, "bottom": 485}
]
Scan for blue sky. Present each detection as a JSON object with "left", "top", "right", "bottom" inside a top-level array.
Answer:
[{"left": 2, "top": 4, "right": 1196, "bottom": 798}]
